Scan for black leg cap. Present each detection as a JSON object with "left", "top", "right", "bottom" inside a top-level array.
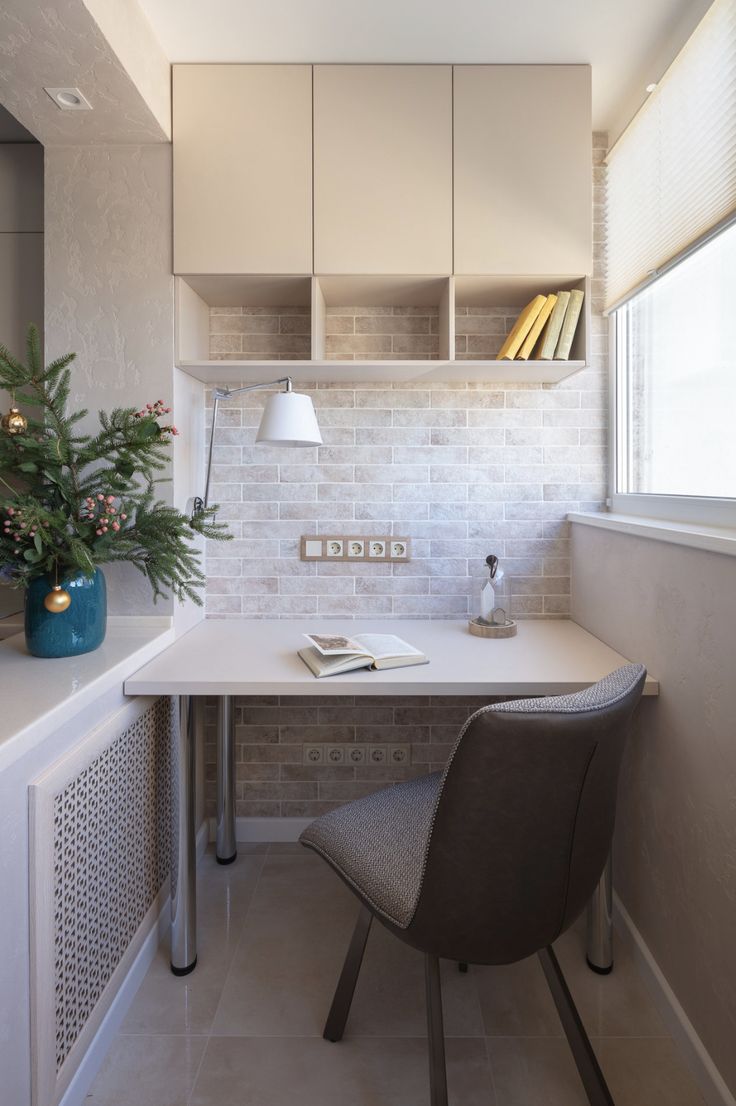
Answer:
[
  {"left": 586, "top": 956, "right": 613, "bottom": 975},
  {"left": 216, "top": 852, "right": 237, "bottom": 865},
  {"left": 171, "top": 956, "right": 197, "bottom": 977}
]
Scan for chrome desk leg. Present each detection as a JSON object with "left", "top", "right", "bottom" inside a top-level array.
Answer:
[
  {"left": 216, "top": 695, "right": 237, "bottom": 864},
  {"left": 171, "top": 694, "right": 197, "bottom": 975},
  {"left": 586, "top": 853, "right": 613, "bottom": 974}
]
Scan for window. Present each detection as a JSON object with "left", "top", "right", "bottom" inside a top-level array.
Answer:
[
  {"left": 607, "top": 0, "right": 736, "bottom": 526},
  {"left": 614, "top": 221, "right": 736, "bottom": 505}
]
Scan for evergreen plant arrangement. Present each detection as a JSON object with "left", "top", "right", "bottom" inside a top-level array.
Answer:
[{"left": 0, "top": 326, "right": 229, "bottom": 656}]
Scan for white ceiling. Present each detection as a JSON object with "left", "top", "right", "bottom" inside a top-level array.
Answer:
[{"left": 137, "top": 0, "right": 712, "bottom": 134}]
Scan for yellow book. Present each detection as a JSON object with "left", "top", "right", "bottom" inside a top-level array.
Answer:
[
  {"left": 554, "top": 289, "right": 585, "bottom": 360},
  {"left": 497, "top": 295, "right": 547, "bottom": 360},
  {"left": 534, "top": 290, "right": 570, "bottom": 360},
  {"left": 516, "top": 293, "right": 558, "bottom": 360}
]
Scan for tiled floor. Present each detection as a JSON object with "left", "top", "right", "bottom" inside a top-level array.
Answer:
[{"left": 88, "top": 845, "right": 706, "bottom": 1106}]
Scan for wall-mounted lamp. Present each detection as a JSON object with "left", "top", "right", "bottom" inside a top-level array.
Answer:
[{"left": 198, "top": 377, "right": 322, "bottom": 512}]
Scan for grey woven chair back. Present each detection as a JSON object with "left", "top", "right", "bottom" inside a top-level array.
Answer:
[{"left": 399, "top": 664, "right": 647, "bottom": 966}]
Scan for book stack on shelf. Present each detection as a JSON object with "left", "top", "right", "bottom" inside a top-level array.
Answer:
[{"left": 498, "top": 289, "right": 584, "bottom": 361}]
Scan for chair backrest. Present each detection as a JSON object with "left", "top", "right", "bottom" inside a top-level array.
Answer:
[{"left": 403, "top": 665, "right": 646, "bottom": 965}]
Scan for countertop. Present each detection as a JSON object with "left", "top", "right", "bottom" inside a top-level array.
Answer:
[
  {"left": 0, "top": 617, "right": 174, "bottom": 772},
  {"left": 125, "top": 618, "right": 659, "bottom": 698}
]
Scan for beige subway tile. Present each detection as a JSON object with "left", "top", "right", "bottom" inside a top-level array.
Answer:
[
  {"left": 325, "top": 333, "right": 392, "bottom": 354},
  {"left": 324, "top": 315, "right": 355, "bottom": 335},
  {"left": 355, "top": 314, "right": 430, "bottom": 334}
]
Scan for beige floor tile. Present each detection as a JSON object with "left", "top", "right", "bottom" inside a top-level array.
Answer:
[
  {"left": 211, "top": 853, "right": 358, "bottom": 1036},
  {"left": 121, "top": 852, "right": 265, "bottom": 1035},
  {"left": 88, "top": 1034, "right": 207, "bottom": 1106},
  {"left": 190, "top": 1035, "right": 494, "bottom": 1106},
  {"left": 486, "top": 1036, "right": 588, "bottom": 1106},
  {"left": 476, "top": 955, "right": 566, "bottom": 1037},
  {"left": 595, "top": 1038, "right": 706, "bottom": 1106},
  {"left": 348, "top": 924, "right": 485, "bottom": 1038},
  {"left": 555, "top": 923, "right": 668, "bottom": 1038}
]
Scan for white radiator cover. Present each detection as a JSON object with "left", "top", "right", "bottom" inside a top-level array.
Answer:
[{"left": 30, "top": 695, "right": 174, "bottom": 1106}]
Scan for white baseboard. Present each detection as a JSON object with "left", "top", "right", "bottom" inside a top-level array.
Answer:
[
  {"left": 58, "top": 818, "right": 209, "bottom": 1106},
  {"left": 207, "top": 815, "right": 312, "bottom": 844},
  {"left": 614, "top": 893, "right": 736, "bottom": 1106}
]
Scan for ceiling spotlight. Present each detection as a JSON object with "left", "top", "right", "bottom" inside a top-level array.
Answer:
[
  {"left": 645, "top": 83, "right": 658, "bottom": 93},
  {"left": 44, "top": 87, "right": 93, "bottom": 111}
]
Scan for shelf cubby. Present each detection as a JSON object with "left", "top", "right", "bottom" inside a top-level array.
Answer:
[{"left": 175, "top": 273, "right": 590, "bottom": 386}]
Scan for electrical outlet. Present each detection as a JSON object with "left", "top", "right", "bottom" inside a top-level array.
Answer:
[
  {"left": 325, "top": 744, "right": 345, "bottom": 765},
  {"left": 388, "top": 744, "right": 411, "bottom": 765},
  {"left": 303, "top": 745, "right": 324, "bottom": 765},
  {"left": 300, "top": 536, "right": 410, "bottom": 562},
  {"left": 346, "top": 745, "right": 366, "bottom": 765},
  {"left": 367, "top": 745, "right": 387, "bottom": 765}
]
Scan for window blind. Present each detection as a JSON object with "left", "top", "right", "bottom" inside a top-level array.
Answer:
[{"left": 606, "top": 0, "right": 736, "bottom": 309}]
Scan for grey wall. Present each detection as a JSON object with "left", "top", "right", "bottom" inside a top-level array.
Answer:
[
  {"left": 0, "top": 139, "right": 43, "bottom": 620},
  {"left": 44, "top": 144, "right": 176, "bottom": 615},
  {"left": 571, "top": 521, "right": 736, "bottom": 1096}
]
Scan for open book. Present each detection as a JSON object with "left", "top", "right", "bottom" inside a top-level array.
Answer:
[{"left": 298, "top": 633, "right": 429, "bottom": 678}]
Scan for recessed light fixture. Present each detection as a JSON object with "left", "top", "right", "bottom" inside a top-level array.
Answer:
[
  {"left": 44, "top": 87, "right": 93, "bottom": 111},
  {"left": 645, "top": 83, "right": 658, "bottom": 93}
]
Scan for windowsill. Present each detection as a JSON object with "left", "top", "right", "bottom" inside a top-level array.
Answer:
[{"left": 567, "top": 511, "right": 736, "bottom": 557}]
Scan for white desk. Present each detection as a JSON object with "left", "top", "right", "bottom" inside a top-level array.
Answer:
[{"left": 125, "top": 618, "right": 657, "bottom": 975}]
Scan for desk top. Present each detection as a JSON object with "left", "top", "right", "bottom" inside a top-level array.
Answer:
[{"left": 124, "top": 619, "right": 658, "bottom": 698}]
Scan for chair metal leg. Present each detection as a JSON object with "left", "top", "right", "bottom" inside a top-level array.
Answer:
[
  {"left": 539, "top": 946, "right": 614, "bottom": 1106},
  {"left": 215, "top": 695, "right": 237, "bottom": 864},
  {"left": 586, "top": 853, "right": 614, "bottom": 974},
  {"left": 324, "top": 906, "right": 373, "bottom": 1042},
  {"left": 425, "top": 954, "right": 449, "bottom": 1106}
]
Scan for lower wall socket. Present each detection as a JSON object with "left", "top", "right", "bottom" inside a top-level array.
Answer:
[{"left": 304, "top": 743, "right": 411, "bottom": 767}]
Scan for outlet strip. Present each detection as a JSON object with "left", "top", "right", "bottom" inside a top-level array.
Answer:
[
  {"left": 300, "top": 536, "right": 410, "bottom": 562},
  {"left": 304, "top": 743, "right": 411, "bottom": 766}
]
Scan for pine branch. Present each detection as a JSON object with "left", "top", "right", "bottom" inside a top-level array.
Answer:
[{"left": 0, "top": 325, "right": 231, "bottom": 599}]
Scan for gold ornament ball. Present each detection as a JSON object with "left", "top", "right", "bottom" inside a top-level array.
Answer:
[
  {"left": 1, "top": 406, "right": 28, "bottom": 435},
  {"left": 44, "top": 585, "right": 72, "bottom": 613}
]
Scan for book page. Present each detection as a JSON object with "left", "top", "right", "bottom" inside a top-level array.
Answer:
[
  {"left": 303, "top": 633, "right": 372, "bottom": 657},
  {"left": 351, "top": 634, "right": 423, "bottom": 661}
]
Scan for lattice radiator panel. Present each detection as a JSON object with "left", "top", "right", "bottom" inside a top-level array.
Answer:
[{"left": 31, "top": 695, "right": 174, "bottom": 1106}]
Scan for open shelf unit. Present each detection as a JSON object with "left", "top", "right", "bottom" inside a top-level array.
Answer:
[{"left": 175, "top": 273, "right": 590, "bottom": 385}]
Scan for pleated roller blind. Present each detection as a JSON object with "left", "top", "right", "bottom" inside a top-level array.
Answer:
[{"left": 606, "top": 0, "right": 736, "bottom": 309}]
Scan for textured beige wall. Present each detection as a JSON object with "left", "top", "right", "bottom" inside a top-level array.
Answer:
[
  {"left": 44, "top": 144, "right": 176, "bottom": 614},
  {"left": 571, "top": 522, "right": 736, "bottom": 1096},
  {"left": 0, "top": 0, "right": 167, "bottom": 145}
]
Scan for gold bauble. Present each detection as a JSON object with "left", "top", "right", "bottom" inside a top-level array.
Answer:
[
  {"left": 1, "top": 406, "right": 28, "bottom": 435},
  {"left": 44, "top": 585, "right": 71, "bottom": 613}
]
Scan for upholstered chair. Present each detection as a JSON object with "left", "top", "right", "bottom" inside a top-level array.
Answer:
[{"left": 300, "top": 664, "right": 647, "bottom": 1106}]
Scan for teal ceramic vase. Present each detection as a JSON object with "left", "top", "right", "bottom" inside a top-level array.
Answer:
[{"left": 25, "top": 568, "right": 107, "bottom": 658}]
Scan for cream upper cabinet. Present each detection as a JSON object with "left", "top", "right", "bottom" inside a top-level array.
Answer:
[
  {"left": 313, "top": 66, "right": 453, "bottom": 274},
  {"left": 453, "top": 66, "right": 592, "bottom": 276},
  {"left": 173, "top": 65, "right": 313, "bottom": 275}
]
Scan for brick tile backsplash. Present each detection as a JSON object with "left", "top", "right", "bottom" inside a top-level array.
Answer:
[{"left": 201, "top": 134, "right": 608, "bottom": 817}]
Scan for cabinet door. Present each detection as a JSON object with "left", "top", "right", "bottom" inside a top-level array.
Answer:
[
  {"left": 173, "top": 65, "right": 312, "bottom": 274},
  {"left": 314, "top": 66, "right": 452, "bottom": 274},
  {"left": 454, "top": 66, "right": 592, "bottom": 275}
]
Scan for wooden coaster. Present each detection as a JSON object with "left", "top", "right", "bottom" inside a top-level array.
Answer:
[{"left": 468, "top": 617, "right": 517, "bottom": 639}]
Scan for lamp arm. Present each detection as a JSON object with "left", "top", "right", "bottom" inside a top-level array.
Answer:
[
  {"left": 199, "top": 377, "right": 293, "bottom": 512},
  {"left": 214, "top": 376, "right": 292, "bottom": 400}
]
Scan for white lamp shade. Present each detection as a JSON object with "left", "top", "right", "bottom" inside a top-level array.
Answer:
[{"left": 256, "top": 391, "right": 322, "bottom": 446}]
